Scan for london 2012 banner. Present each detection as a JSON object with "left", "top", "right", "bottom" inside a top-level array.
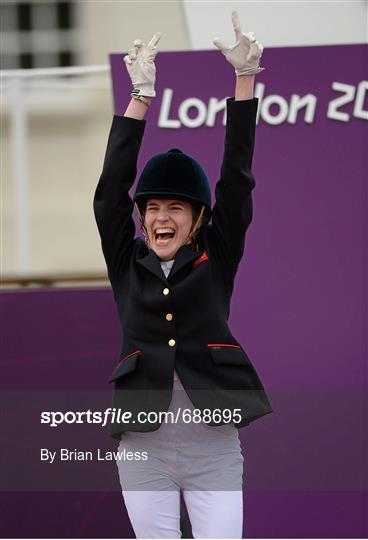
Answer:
[{"left": 109, "top": 45, "right": 367, "bottom": 396}]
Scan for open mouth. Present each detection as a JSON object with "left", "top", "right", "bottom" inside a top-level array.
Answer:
[{"left": 154, "top": 229, "right": 176, "bottom": 246}]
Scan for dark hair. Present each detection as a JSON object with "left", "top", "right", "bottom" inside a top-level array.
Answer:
[{"left": 191, "top": 202, "right": 210, "bottom": 227}]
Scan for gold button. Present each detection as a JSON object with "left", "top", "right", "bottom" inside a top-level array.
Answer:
[
  {"left": 166, "top": 313, "right": 173, "bottom": 321},
  {"left": 168, "top": 339, "right": 176, "bottom": 347},
  {"left": 163, "top": 288, "right": 170, "bottom": 295}
]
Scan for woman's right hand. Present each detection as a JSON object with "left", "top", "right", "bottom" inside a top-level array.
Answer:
[{"left": 123, "top": 32, "right": 162, "bottom": 98}]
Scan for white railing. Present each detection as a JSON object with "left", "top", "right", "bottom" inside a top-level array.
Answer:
[
  {"left": 0, "top": 64, "right": 110, "bottom": 276},
  {"left": 0, "top": 65, "right": 110, "bottom": 78}
]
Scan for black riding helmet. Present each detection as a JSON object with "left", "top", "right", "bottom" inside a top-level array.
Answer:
[{"left": 133, "top": 148, "right": 212, "bottom": 229}]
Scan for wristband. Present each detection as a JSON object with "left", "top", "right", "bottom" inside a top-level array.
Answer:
[{"left": 131, "top": 89, "right": 151, "bottom": 106}]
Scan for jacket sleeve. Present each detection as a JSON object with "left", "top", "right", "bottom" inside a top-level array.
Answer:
[
  {"left": 207, "top": 97, "right": 258, "bottom": 279},
  {"left": 93, "top": 114, "right": 146, "bottom": 284}
]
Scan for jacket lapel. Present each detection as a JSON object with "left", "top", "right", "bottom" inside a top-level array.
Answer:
[
  {"left": 169, "top": 244, "right": 202, "bottom": 279},
  {"left": 137, "top": 244, "right": 203, "bottom": 282},
  {"left": 137, "top": 250, "right": 167, "bottom": 283}
]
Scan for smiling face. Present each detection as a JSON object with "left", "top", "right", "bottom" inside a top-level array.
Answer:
[{"left": 144, "top": 198, "right": 195, "bottom": 261}]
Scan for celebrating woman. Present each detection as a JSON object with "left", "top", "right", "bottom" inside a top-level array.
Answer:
[{"left": 94, "top": 11, "right": 273, "bottom": 539}]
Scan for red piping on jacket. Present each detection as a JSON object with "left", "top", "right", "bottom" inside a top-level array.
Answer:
[
  {"left": 117, "top": 349, "right": 142, "bottom": 366},
  {"left": 207, "top": 343, "right": 241, "bottom": 348},
  {"left": 193, "top": 250, "right": 209, "bottom": 268}
]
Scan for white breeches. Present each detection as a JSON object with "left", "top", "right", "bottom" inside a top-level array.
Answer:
[{"left": 116, "top": 372, "right": 244, "bottom": 538}]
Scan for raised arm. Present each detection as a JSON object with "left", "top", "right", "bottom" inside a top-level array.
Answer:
[
  {"left": 93, "top": 33, "right": 161, "bottom": 284},
  {"left": 235, "top": 73, "right": 255, "bottom": 101},
  {"left": 207, "top": 12, "right": 264, "bottom": 279}
]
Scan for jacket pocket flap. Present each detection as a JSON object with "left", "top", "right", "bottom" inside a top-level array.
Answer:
[
  {"left": 209, "top": 346, "right": 250, "bottom": 366},
  {"left": 108, "top": 353, "right": 139, "bottom": 383}
]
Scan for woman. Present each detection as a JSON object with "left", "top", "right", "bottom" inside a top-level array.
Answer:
[{"left": 94, "top": 12, "right": 273, "bottom": 539}]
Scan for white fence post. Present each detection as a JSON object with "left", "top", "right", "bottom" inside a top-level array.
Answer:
[{"left": 9, "top": 76, "right": 30, "bottom": 275}]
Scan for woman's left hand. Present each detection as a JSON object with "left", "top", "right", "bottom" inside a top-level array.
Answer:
[{"left": 213, "top": 11, "right": 265, "bottom": 76}]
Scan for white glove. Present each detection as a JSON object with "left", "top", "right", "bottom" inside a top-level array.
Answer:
[
  {"left": 213, "top": 11, "right": 264, "bottom": 76},
  {"left": 123, "top": 32, "right": 162, "bottom": 97}
]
